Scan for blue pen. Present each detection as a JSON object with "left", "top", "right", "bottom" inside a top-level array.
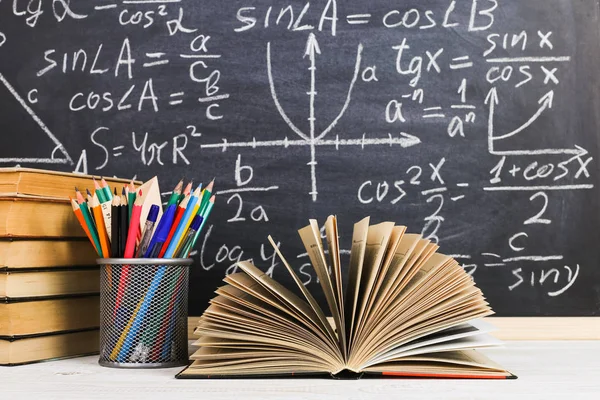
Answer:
[
  {"left": 135, "top": 205, "right": 160, "bottom": 258},
  {"left": 144, "top": 204, "right": 176, "bottom": 258}
]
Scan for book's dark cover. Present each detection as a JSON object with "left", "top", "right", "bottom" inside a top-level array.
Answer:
[{"left": 175, "top": 367, "right": 517, "bottom": 380}]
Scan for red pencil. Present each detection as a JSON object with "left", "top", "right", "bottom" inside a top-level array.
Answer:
[
  {"left": 158, "top": 194, "right": 190, "bottom": 258},
  {"left": 114, "top": 189, "right": 143, "bottom": 316}
]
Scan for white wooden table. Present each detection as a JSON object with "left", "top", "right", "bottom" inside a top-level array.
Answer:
[{"left": 1, "top": 341, "right": 598, "bottom": 399}]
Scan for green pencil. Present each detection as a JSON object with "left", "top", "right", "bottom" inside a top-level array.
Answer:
[
  {"left": 127, "top": 180, "right": 136, "bottom": 220},
  {"left": 197, "top": 179, "right": 214, "bottom": 216},
  {"left": 101, "top": 178, "right": 113, "bottom": 201},
  {"left": 189, "top": 195, "right": 215, "bottom": 252},
  {"left": 168, "top": 180, "right": 183, "bottom": 206},
  {"left": 93, "top": 177, "right": 107, "bottom": 203}
]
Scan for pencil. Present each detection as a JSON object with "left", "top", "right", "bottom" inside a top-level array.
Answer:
[
  {"left": 179, "top": 181, "right": 193, "bottom": 204},
  {"left": 91, "top": 194, "right": 111, "bottom": 259},
  {"left": 164, "top": 187, "right": 202, "bottom": 258},
  {"left": 93, "top": 177, "right": 106, "bottom": 203},
  {"left": 171, "top": 186, "right": 202, "bottom": 253},
  {"left": 101, "top": 177, "right": 113, "bottom": 201},
  {"left": 168, "top": 180, "right": 183, "bottom": 206},
  {"left": 119, "top": 190, "right": 128, "bottom": 258},
  {"left": 71, "top": 198, "right": 99, "bottom": 255},
  {"left": 198, "top": 179, "right": 214, "bottom": 216},
  {"left": 158, "top": 194, "right": 190, "bottom": 258},
  {"left": 111, "top": 195, "right": 121, "bottom": 258},
  {"left": 127, "top": 180, "right": 136, "bottom": 220},
  {"left": 114, "top": 190, "right": 143, "bottom": 317},
  {"left": 189, "top": 195, "right": 215, "bottom": 252}
]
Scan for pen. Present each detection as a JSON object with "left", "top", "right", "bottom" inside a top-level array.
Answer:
[{"left": 136, "top": 205, "right": 160, "bottom": 258}]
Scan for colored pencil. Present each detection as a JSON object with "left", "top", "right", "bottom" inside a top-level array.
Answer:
[
  {"left": 71, "top": 198, "right": 99, "bottom": 255},
  {"left": 171, "top": 186, "right": 202, "bottom": 253},
  {"left": 158, "top": 195, "right": 190, "bottom": 258},
  {"left": 124, "top": 190, "right": 143, "bottom": 258},
  {"left": 101, "top": 177, "right": 113, "bottom": 201},
  {"left": 198, "top": 179, "right": 214, "bottom": 216},
  {"left": 119, "top": 190, "right": 129, "bottom": 258},
  {"left": 111, "top": 196, "right": 121, "bottom": 258},
  {"left": 91, "top": 194, "right": 110, "bottom": 259},
  {"left": 127, "top": 180, "right": 136, "bottom": 220},
  {"left": 190, "top": 195, "right": 215, "bottom": 252},
  {"left": 175, "top": 215, "right": 202, "bottom": 258},
  {"left": 179, "top": 181, "right": 192, "bottom": 204},
  {"left": 93, "top": 177, "right": 106, "bottom": 203},
  {"left": 168, "top": 180, "right": 183, "bottom": 206},
  {"left": 114, "top": 190, "right": 143, "bottom": 317}
]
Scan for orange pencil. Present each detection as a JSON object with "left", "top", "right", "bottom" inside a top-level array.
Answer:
[
  {"left": 91, "top": 194, "right": 111, "bottom": 259},
  {"left": 70, "top": 198, "right": 99, "bottom": 254}
]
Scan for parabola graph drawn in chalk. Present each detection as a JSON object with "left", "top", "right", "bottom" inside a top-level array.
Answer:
[
  {"left": 199, "top": 34, "right": 421, "bottom": 202},
  {"left": 0, "top": 73, "right": 73, "bottom": 165}
]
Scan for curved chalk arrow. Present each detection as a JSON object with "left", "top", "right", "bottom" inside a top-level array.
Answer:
[{"left": 492, "top": 90, "right": 554, "bottom": 141}]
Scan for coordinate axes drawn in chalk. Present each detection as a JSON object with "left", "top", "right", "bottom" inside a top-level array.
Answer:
[
  {"left": 486, "top": 86, "right": 584, "bottom": 156},
  {"left": 200, "top": 34, "right": 421, "bottom": 201},
  {"left": 0, "top": 73, "right": 73, "bottom": 165}
]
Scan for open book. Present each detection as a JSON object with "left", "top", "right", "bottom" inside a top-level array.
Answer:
[{"left": 178, "top": 217, "right": 515, "bottom": 379}]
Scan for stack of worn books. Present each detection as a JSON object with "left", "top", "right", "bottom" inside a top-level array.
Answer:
[{"left": 0, "top": 168, "right": 134, "bottom": 365}]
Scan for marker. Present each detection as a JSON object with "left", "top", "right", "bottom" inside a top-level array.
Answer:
[{"left": 136, "top": 205, "right": 160, "bottom": 257}]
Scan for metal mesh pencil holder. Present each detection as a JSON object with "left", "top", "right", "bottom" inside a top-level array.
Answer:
[{"left": 97, "top": 258, "right": 193, "bottom": 368}]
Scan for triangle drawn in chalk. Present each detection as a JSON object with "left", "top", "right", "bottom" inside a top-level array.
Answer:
[{"left": 0, "top": 72, "right": 73, "bottom": 165}]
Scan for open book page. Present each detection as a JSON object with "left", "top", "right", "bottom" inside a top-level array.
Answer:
[
  {"left": 189, "top": 275, "right": 343, "bottom": 374},
  {"left": 351, "top": 222, "right": 396, "bottom": 351},
  {"left": 324, "top": 216, "right": 347, "bottom": 357},
  {"left": 349, "top": 243, "right": 441, "bottom": 361},
  {"left": 343, "top": 217, "right": 369, "bottom": 348},
  {"left": 363, "top": 350, "right": 511, "bottom": 378},
  {"left": 352, "top": 226, "right": 405, "bottom": 347},
  {"left": 298, "top": 220, "right": 345, "bottom": 354},
  {"left": 236, "top": 261, "right": 343, "bottom": 363},
  {"left": 267, "top": 235, "right": 338, "bottom": 348},
  {"left": 362, "top": 234, "right": 421, "bottom": 331},
  {"left": 367, "top": 320, "right": 496, "bottom": 364},
  {"left": 350, "top": 255, "right": 492, "bottom": 368},
  {"left": 356, "top": 289, "right": 492, "bottom": 369}
]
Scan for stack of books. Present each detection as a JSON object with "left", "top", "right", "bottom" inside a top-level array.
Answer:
[{"left": 0, "top": 168, "right": 135, "bottom": 365}]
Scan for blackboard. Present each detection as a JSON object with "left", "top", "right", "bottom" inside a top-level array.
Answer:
[{"left": 1, "top": 0, "right": 599, "bottom": 316}]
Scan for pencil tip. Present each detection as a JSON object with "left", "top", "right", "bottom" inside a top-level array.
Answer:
[
  {"left": 86, "top": 188, "right": 92, "bottom": 196},
  {"left": 74, "top": 186, "right": 78, "bottom": 191}
]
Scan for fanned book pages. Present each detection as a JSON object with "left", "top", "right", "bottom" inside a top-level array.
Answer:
[{"left": 178, "top": 217, "right": 515, "bottom": 380}]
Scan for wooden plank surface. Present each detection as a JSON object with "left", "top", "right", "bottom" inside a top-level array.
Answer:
[
  {"left": 188, "top": 317, "right": 600, "bottom": 340},
  {"left": 1, "top": 341, "right": 599, "bottom": 399}
]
